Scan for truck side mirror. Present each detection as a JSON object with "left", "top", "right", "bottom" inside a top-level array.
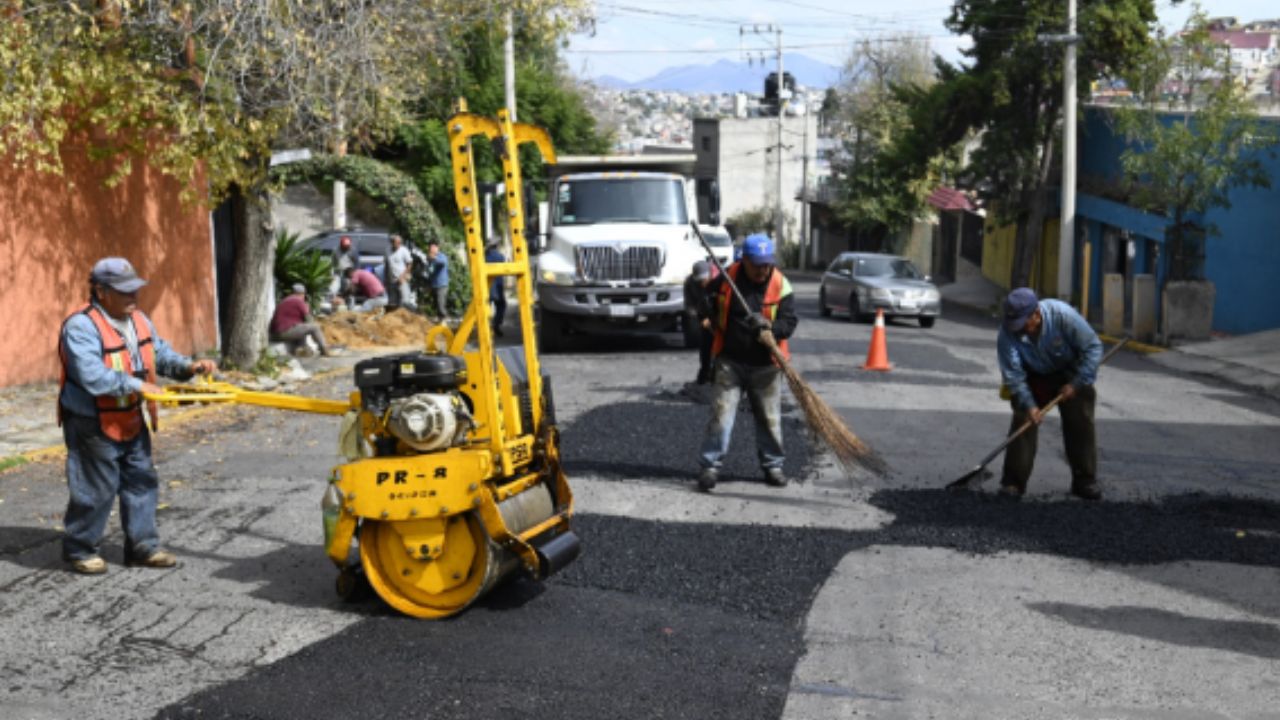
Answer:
[{"left": 523, "top": 183, "right": 541, "bottom": 252}]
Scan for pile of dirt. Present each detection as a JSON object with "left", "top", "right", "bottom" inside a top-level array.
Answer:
[{"left": 319, "top": 308, "right": 437, "bottom": 348}]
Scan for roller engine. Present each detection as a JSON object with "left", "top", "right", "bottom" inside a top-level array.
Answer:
[{"left": 354, "top": 353, "right": 474, "bottom": 454}]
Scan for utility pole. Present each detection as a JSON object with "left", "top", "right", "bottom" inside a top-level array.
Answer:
[
  {"left": 504, "top": 9, "right": 517, "bottom": 122},
  {"left": 776, "top": 26, "right": 786, "bottom": 247},
  {"left": 1041, "top": 2, "right": 1080, "bottom": 302},
  {"left": 801, "top": 116, "right": 810, "bottom": 268},
  {"left": 742, "top": 24, "right": 787, "bottom": 247},
  {"left": 1059, "top": 0, "right": 1078, "bottom": 302}
]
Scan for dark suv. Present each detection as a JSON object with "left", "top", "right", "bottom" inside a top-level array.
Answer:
[
  {"left": 297, "top": 228, "right": 393, "bottom": 271},
  {"left": 298, "top": 228, "right": 432, "bottom": 307}
]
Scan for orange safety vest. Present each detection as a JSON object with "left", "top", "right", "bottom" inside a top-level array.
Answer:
[
  {"left": 58, "top": 304, "right": 159, "bottom": 442},
  {"left": 710, "top": 262, "right": 791, "bottom": 362}
]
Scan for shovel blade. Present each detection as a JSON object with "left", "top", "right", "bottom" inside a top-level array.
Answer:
[{"left": 946, "top": 466, "right": 992, "bottom": 490}]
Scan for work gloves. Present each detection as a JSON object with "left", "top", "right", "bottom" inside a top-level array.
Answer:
[{"left": 747, "top": 313, "right": 775, "bottom": 347}]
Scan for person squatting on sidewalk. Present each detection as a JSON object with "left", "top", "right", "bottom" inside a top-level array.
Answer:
[
  {"left": 696, "top": 234, "right": 797, "bottom": 491},
  {"left": 342, "top": 266, "right": 388, "bottom": 312},
  {"left": 57, "top": 257, "right": 218, "bottom": 575},
  {"left": 997, "top": 287, "right": 1104, "bottom": 501},
  {"left": 270, "top": 283, "right": 335, "bottom": 356}
]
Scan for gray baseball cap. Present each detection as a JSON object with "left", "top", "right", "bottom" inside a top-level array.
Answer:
[{"left": 91, "top": 257, "right": 148, "bottom": 294}]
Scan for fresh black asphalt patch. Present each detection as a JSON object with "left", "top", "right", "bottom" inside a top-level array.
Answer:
[{"left": 153, "top": 491, "right": 1280, "bottom": 720}]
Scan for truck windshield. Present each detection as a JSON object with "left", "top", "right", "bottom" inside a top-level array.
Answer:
[{"left": 554, "top": 178, "right": 687, "bottom": 225}]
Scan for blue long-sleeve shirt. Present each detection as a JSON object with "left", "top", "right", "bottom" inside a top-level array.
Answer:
[
  {"left": 427, "top": 252, "right": 450, "bottom": 289},
  {"left": 59, "top": 305, "right": 194, "bottom": 419},
  {"left": 997, "top": 298, "right": 1103, "bottom": 410}
]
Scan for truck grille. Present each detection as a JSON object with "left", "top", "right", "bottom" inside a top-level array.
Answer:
[{"left": 577, "top": 245, "right": 663, "bottom": 281}]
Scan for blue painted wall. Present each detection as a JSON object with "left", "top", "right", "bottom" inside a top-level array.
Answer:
[{"left": 1079, "top": 107, "right": 1280, "bottom": 335}]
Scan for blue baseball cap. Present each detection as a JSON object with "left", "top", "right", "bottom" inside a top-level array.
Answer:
[
  {"left": 1003, "top": 287, "right": 1039, "bottom": 333},
  {"left": 91, "top": 257, "right": 148, "bottom": 294},
  {"left": 741, "top": 233, "right": 775, "bottom": 265}
]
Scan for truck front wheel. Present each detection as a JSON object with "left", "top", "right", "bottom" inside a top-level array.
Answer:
[{"left": 538, "top": 308, "right": 565, "bottom": 353}]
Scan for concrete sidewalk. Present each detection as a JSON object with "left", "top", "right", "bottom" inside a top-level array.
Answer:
[{"left": 939, "top": 272, "right": 1280, "bottom": 401}]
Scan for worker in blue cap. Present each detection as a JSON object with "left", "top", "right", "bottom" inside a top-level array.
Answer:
[
  {"left": 997, "top": 287, "right": 1104, "bottom": 500},
  {"left": 696, "top": 233, "right": 797, "bottom": 491}
]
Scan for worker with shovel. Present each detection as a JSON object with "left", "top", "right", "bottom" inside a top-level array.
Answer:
[
  {"left": 997, "top": 287, "right": 1104, "bottom": 500},
  {"left": 696, "top": 234, "right": 797, "bottom": 491}
]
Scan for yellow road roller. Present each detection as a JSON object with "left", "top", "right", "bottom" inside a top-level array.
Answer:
[{"left": 151, "top": 106, "right": 578, "bottom": 618}]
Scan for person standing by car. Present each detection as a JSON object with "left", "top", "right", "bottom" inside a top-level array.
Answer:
[
  {"left": 426, "top": 242, "right": 451, "bottom": 321},
  {"left": 997, "top": 287, "right": 1104, "bottom": 500},
  {"left": 696, "top": 234, "right": 797, "bottom": 491},
  {"left": 484, "top": 239, "right": 507, "bottom": 336},
  {"left": 384, "top": 234, "right": 415, "bottom": 311},
  {"left": 332, "top": 235, "right": 359, "bottom": 275},
  {"left": 58, "top": 257, "right": 218, "bottom": 574},
  {"left": 683, "top": 260, "right": 715, "bottom": 384},
  {"left": 270, "top": 284, "right": 335, "bottom": 356},
  {"left": 342, "top": 266, "right": 388, "bottom": 312}
]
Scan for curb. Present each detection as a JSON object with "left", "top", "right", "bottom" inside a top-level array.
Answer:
[
  {"left": 1098, "top": 333, "right": 1165, "bottom": 355},
  {"left": 8, "top": 365, "right": 354, "bottom": 468}
]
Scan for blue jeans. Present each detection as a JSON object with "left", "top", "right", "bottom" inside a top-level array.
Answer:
[
  {"left": 61, "top": 412, "right": 161, "bottom": 561},
  {"left": 699, "top": 357, "right": 784, "bottom": 471}
]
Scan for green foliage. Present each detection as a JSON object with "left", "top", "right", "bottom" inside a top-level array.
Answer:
[
  {"left": 273, "top": 229, "right": 332, "bottom": 306},
  {"left": 726, "top": 207, "right": 777, "bottom": 237},
  {"left": 891, "top": 0, "right": 1160, "bottom": 285},
  {"left": 0, "top": 455, "right": 31, "bottom": 474},
  {"left": 1114, "top": 6, "right": 1280, "bottom": 280},
  {"left": 394, "top": 22, "right": 611, "bottom": 245},
  {"left": 830, "top": 37, "right": 940, "bottom": 236},
  {"left": 270, "top": 154, "right": 471, "bottom": 309}
]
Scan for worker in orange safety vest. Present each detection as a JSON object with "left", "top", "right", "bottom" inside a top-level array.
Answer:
[
  {"left": 57, "top": 257, "right": 217, "bottom": 575},
  {"left": 695, "top": 234, "right": 797, "bottom": 492}
]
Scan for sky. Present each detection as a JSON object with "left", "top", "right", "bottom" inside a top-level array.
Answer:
[{"left": 564, "top": 0, "right": 1280, "bottom": 83}]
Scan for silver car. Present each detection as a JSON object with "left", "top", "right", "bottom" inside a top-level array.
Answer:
[{"left": 819, "top": 252, "right": 941, "bottom": 328}]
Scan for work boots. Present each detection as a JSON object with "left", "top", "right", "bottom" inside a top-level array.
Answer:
[
  {"left": 763, "top": 467, "right": 788, "bottom": 487},
  {"left": 1071, "top": 481, "right": 1103, "bottom": 501}
]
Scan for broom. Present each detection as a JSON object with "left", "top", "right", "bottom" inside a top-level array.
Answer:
[{"left": 691, "top": 224, "right": 885, "bottom": 476}]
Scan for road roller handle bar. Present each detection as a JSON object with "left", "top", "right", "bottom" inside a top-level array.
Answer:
[{"left": 145, "top": 381, "right": 355, "bottom": 416}]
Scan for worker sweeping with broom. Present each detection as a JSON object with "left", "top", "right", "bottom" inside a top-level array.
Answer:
[{"left": 696, "top": 234, "right": 798, "bottom": 491}]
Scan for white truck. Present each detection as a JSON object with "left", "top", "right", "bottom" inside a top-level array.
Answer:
[{"left": 533, "top": 154, "right": 719, "bottom": 351}]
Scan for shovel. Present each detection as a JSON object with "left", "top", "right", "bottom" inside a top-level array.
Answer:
[{"left": 947, "top": 337, "right": 1128, "bottom": 490}]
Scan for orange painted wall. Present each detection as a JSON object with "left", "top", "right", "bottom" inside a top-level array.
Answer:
[{"left": 0, "top": 146, "right": 217, "bottom": 387}]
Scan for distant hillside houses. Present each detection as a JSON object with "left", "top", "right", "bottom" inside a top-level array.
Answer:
[
  {"left": 1202, "top": 17, "right": 1280, "bottom": 104},
  {"left": 588, "top": 86, "right": 830, "bottom": 154}
]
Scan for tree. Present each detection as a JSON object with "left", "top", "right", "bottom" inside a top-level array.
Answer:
[
  {"left": 393, "top": 21, "right": 611, "bottom": 245},
  {"left": 0, "top": 0, "right": 591, "bottom": 368},
  {"left": 1115, "top": 7, "right": 1279, "bottom": 280},
  {"left": 829, "top": 36, "right": 940, "bottom": 248},
  {"left": 896, "top": 0, "right": 1160, "bottom": 288}
]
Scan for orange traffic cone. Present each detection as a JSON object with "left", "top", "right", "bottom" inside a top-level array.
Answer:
[{"left": 862, "top": 309, "right": 892, "bottom": 371}]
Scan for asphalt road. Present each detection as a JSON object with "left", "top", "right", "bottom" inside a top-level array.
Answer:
[{"left": 2, "top": 277, "right": 1278, "bottom": 720}]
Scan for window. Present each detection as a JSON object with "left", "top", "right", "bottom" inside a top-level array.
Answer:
[{"left": 553, "top": 178, "right": 687, "bottom": 226}]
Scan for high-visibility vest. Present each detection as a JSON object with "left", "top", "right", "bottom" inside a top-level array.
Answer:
[
  {"left": 58, "top": 304, "right": 159, "bottom": 442},
  {"left": 710, "top": 262, "right": 791, "bottom": 362}
]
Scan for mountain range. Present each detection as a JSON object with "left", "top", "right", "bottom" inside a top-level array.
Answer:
[{"left": 594, "top": 54, "right": 841, "bottom": 93}]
